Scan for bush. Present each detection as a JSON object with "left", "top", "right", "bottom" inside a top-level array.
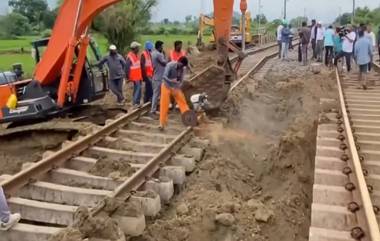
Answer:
[
  {"left": 2, "top": 13, "right": 31, "bottom": 37},
  {"left": 41, "top": 29, "right": 52, "bottom": 38}
]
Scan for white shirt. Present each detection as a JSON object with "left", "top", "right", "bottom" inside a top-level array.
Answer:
[
  {"left": 277, "top": 25, "right": 283, "bottom": 41},
  {"left": 342, "top": 31, "right": 356, "bottom": 53},
  {"left": 366, "top": 31, "right": 376, "bottom": 48},
  {"left": 316, "top": 27, "right": 325, "bottom": 41}
]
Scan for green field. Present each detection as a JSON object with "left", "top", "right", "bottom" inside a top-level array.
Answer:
[{"left": 0, "top": 34, "right": 196, "bottom": 76}]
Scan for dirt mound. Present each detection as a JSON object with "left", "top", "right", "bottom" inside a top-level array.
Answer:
[
  {"left": 89, "top": 158, "right": 135, "bottom": 180},
  {"left": 50, "top": 207, "right": 125, "bottom": 241},
  {"left": 132, "top": 55, "right": 337, "bottom": 241},
  {"left": 182, "top": 65, "right": 229, "bottom": 112}
]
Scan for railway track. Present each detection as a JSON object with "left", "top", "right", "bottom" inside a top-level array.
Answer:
[
  {"left": 0, "top": 104, "right": 205, "bottom": 241},
  {"left": 0, "top": 41, "right": 282, "bottom": 241},
  {"left": 310, "top": 63, "right": 380, "bottom": 241}
]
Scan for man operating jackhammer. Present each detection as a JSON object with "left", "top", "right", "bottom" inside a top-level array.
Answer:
[{"left": 159, "top": 56, "right": 193, "bottom": 131}]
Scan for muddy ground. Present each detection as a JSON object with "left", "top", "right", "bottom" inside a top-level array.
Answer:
[{"left": 131, "top": 54, "right": 337, "bottom": 241}]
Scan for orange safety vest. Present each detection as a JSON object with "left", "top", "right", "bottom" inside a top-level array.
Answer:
[
  {"left": 170, "top": 50, "right": 186, "bottom": 62},
  {"left": 127, "top": 52, "right": 142, "bottom": 81},
  {"left": 142, "top": 50, "right": 153, "bottom": 78}
]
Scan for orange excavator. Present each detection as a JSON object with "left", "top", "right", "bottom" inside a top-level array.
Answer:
[{"left": 0, "top": 0, "right": 246, "bottom": 123}]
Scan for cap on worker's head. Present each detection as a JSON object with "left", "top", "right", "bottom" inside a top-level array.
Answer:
[
  {"left": 318, "top": 21, "right": 322, "bottom": 25},
  {"left": 109, "top": 44, "right": 117, "bottom": 51},
  {"left": 145, "top": 41, "right": 154, "bottom": 50},
  {"left": 130, "top": 41, "right": 141, "bottom": 49}
]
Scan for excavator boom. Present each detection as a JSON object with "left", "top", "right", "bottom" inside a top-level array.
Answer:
[{"left": 34, "top": 0, "right": 121, "bottom": 85}]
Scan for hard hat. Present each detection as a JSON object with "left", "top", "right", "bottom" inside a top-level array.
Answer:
[
  {"left": 145, "top": 41, "right": 154, "bottom": 51},
  {"left": 318, "top": 21, "right": 322, "bottom": 25},
  {"left": 109, "top": 44, "right": 117, "bottom": 50},
  {"left": 282, "top": 19, "right": 288, "bottom": 25},
  {"left": 130, "top": 41, "right": 141, "bottom": 49}
]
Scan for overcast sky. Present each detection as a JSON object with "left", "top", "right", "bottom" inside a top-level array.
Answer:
[{"left": 151, "top": 0, "right": 380, "bottom": 23}]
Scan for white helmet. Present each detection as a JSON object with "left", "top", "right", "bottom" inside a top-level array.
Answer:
[{"left": 109, "top": 44, "right": 117, "bottom": 51}]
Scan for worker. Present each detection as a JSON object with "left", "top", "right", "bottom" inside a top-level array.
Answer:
[
  {"left": 159, "top": 56, "right": 190, "bottom": 130},
  {"left": 324, "top": 25, "right": 334, "bottom": 66},
  {"left": 315, "top": 21, "right": 325, "bottom": 62},
  {"left": 335, "top": 25, "right": 356, "bottom": 72},
  {"left": 150, "top": 40, "right": 168, "bottom": 119},
  {"left": 310, "top": 19, "right": 317, "bottom": 59},
  {"left": 126, "top": 41, "right": 143, "bottom": 108},
  {"left": 276, "top": 22, "right": 284, "bottom": 58},
  {"left": 354, "top": 30, "right": 373, "bottom": 90},
  {"left": 377, "top": 26, "right": 380, "bottom": 62},
  {"left": 97, "top": 45, "right": 126, "bottom": 105},
  {"left": 281, "top": 20, "right": 291, "bottom": 61},
  {"left": 0, "top": 187, "right": 21, "bottom": 230},
  {"left": 299, "top": 21, "right": 311, "bottom": 66},
  {"left": 169, "top": 41, "right": 186, "bottom": 62},
  {"left": 141, "top": 41, "right": 154, "bottom": 103}
]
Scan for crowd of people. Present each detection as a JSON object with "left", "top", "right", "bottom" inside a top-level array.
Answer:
[
  {"left": 98, "top": 39, "right": 191, "bottom": 130},
  {"left": 277, "top": 18, "right": 379, "bottom": 89}
]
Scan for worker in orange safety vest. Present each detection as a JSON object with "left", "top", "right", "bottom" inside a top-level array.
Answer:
[
  {"left": 169, "top": 40, "right": 186, "bottom": 62},
  {"left": 141, "top": 41, "right": 154, "bottom": 103},
  {"left": 126, "top": 41, "right": 143, "bottom": 108}
]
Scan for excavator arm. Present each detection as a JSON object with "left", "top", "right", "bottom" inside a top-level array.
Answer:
[
  {"left": 34, "top": 0, "right": 123, "bottom": 107},
  {"left": 213, "top": 0, "right": 247, "bottom": 83}
]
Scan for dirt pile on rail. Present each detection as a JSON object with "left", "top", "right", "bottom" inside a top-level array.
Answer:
[
  {"left": 89, "top": 158, "right": 136, "bottom": 180},
  {"left": 131, "top": 56, "right": 337, "bottom": 241}
]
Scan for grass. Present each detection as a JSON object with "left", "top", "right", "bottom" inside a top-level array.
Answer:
[{"left": 0, "top": 34, "right": 197, "bottom": 76}]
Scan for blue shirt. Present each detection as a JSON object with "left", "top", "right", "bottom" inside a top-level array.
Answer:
[
  {"left": 354, "top": 37, "right": 373, "bottom": 65},
  {"left": 333, "top": 36, "right": 342, "bottom": 53},
  {"left": 281, "top": 27, "right": 291, "bottom": 43},
  {"left": 324, "top": 28, "right": 334, "bottom": 47},
  {"left": 163, "top": 61, "right": 184, "bottom": 89}
]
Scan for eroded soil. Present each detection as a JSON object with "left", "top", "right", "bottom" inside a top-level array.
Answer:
[{"left": 131, "top": 55, "right": 337, "bottom": 241}]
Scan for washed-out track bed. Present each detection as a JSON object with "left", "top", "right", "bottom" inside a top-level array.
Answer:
[
  {"left": 310, "top": 63, "right": 380, "bottom": 241},
  {"left": 0, "top": 104, "right": 206, "bottom": 241},
  {"left": 0, "top": 41, "right": 286, "bottom": 241}
]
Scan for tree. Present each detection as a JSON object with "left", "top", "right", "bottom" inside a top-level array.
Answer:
[
  {"left": 8, "top": 0, "right": 48, "bottom": 26},
  {"left": 99, "top": 0, "right": 157, "bottom": 52},
  {"left": 334, "top": 13, "right": 352, "bottom": 25},
  {"left": 255, "top": 14, "right": 267, "bottom": 24},
  {"left": 2, "top": 12, "right": 31, "bottom": 37},
  {"left": 185, "top": 15, "right": 192, "bottom": 24}
]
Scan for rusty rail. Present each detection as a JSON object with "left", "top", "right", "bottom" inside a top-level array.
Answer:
[{"left": 1, "top": 103, "right": 150, "bottom": 195}]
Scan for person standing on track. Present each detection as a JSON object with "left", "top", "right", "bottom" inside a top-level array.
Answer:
[
  {"left": 0, "top": 187, "right": 21, "bottom": 231},
  {"left": 377, "top": 26, "right": 380, "bottom": 62},
  {"left": 150, "top": 40, "right": 168, "bottom": 119},
  {"left": 324, "top": 25, "right": 335, "bottom": 66},
  {"left": 159, "top": 56, "right": 190, "bottom": 130},
  {"left": 126, "top": 41, "right": 143, "bottom": 108},
  {"left": 299, "top": 21, "right": 311, "bottom": 66},
  {"left": 310, "top": 19, "right": 318, "bottom": 59},
  {"left": 97, "top": 45, "right": 126, "bottom": 105},
  {"left": 365, "top": 25, "right": 376, "bottom": 71},
  {"left": 276, "top": 21, "right": 284, "bottom": 58},
  {"left": 281, "top": 21, "right": 291, "bottom": 61},
  {"left": 141, "top": 41, "right": 154, "bottom": 103},
  {"left": 315, "top": 21, "right": 325, "bottom": 62},
  {"left": 354, "top": 30, "right": 373, "bottom": 90},
  {"left": 335, "top": 25, "right": 356, "bottom": 72}
]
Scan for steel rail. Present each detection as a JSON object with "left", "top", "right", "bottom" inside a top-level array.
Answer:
[
  {"left": 335, "top": 68, "right": 380, "bottom": 240},
  {"left": 1, "top": 103, "right": 150, "bottom": 195}
]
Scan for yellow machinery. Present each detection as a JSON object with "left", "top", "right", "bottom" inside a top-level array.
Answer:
[{"left": 196, "top": 11, "right": 252, "bottom": 48}]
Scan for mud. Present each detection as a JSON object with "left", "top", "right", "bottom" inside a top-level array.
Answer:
[
  {"left": 50, "top": 207, "right": 126, "bottom": 241},
  {"left": 131, "top": 55, "right": 337, "bottom": 241},
  {"left": 0, "top": 127, "right": 78, "bottom": 175},
  {"left": 89, "top": 158, "right": 136, "bottom": 181}
]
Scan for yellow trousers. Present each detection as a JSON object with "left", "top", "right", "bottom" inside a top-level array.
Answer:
[{"left": 160, "top": 83, "right": 189, "bottom": 127}]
